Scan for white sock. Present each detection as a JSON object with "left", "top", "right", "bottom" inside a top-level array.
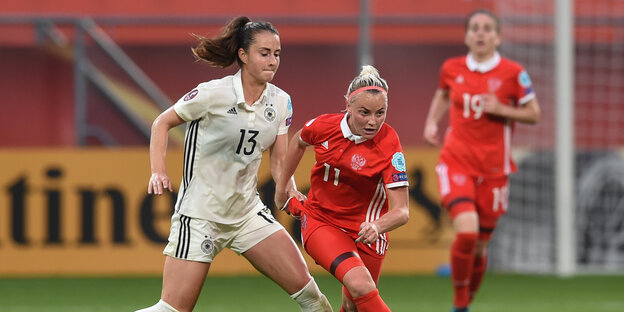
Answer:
[
  {"left": 290, "top": 278, "right": 334, "bottom": 312},
  {"left": 135, "top": 299, "right": 180, "bottom": 312}
]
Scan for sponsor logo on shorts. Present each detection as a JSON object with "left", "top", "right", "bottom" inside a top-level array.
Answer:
[
  {"left": 452, "top": 173, "right": 467, "bottom": 186},
  {"left": 201, "top": 236, "right": 215, "bottom": 255}
]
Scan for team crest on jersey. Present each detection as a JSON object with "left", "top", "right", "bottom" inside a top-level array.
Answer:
[
  {"left": 200, "top": 236, "right": 215, "bottom": 255},
  {"left": 452, "top": 173, "right": 467, "bottom": 186},
  {"left": 488, "top": 78, "right": 502, "bottom": 92},
  {"left": 455, "top": 75, "right": 465, "bottom": 84},
  {"left": 391, "top": 152, "right": 406, "bottom": 172},
  {"left": 518, "top": 70, "right": 532, "bottom": 88},
  {"left": 264, "top": 107, "right": 276, "bottom": 122},
  {"left": 183, "top": 89, "right": 198, "bottom": 101},
  {"left": 351, "top": 154, "right": 367, "bottom": 170}
]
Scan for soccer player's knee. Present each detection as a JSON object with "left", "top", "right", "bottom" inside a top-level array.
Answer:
[
  {"left": 291, "top": 278, "right": 333, "bottom": 312},
  {"left": 342, "top": 267, "right": 376, "bottom": 298},
  {"left": 135, "top": 299, "right": 180, "bottom": 312},
  {"left": 345, "top": 278, "right": 376, "bottom": 298}
]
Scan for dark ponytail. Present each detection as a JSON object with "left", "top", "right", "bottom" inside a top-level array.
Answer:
[{"left": 191, "top": 16, "right": 279, "bottom": 68}]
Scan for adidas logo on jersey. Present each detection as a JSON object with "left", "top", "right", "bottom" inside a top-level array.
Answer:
[
  {"left": 227, "top": 107, "right": 237, "bottom": 115},
  {"left": 321, "top": 141, "right": 329, "bottom": 150}
]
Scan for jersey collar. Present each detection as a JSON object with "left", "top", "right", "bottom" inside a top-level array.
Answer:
[
  {"left": 340, "top": 113, "right": 367, "bottom": 144},
  {"left": 233, "top": 70, "right": 246, "bottom": 105},
  {"left": 232, "top": 69, "right": 268, "bottom": 110},
  {"left": 466, "top": 51, "right": 501, "bottom": 73}
]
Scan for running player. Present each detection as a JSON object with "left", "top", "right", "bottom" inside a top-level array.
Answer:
[
  {"left": 136, "top": 16, "right": 332, "bottom": 312},
  {"left": 275, "top": 65, "right": 410, "bottom": 312},
  {"left": 423, "top": 9, "right": 541, "bottom": 312}
]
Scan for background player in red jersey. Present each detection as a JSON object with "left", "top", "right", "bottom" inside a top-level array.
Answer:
[
  {"left": 423, "top": 9, "right": 541, "bottom": 312},
  {"left": 275, "top": 65, "right": 410, "bottom": 312}
]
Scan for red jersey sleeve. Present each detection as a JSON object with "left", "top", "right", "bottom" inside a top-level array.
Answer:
[
  {"left": 514, "top": 67, "right": 536, "bottom": 105},
  {"left": 378, "top": 127, "right": 408, "bottom": 189},
  {"left": 438, "top": 59, "right": 454, "bottom": 90}
]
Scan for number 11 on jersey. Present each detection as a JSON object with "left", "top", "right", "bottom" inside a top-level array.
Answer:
[{"left": 323, "top": 163, "right": 340, "bottom": 186}]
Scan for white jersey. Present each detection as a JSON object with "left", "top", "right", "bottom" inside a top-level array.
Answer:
[{"left": 172, "top": 70, "right": 293, "bottom": 223}]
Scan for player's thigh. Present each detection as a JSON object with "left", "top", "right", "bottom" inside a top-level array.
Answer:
[
  {"left": 233, "top": 206, "right": 311, "bottom": 293},
  {"left": 242, "top": 229, "right": 311, "bottom": 294},
  {"left": 303, "top": 217, "right": 365, "bottom": 282},
  {"left": 435, "top": 162, "right": 478, "bottom": 219},
  {"left": 161, "top": 256, "right": 210, "bottom": 312},
  {"left": 475, "top": 175, "right": 509, "bottom": 239}
]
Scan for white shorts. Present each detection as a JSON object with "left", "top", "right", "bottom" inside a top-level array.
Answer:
[{"left": 163, "top": 205, "right": 284, "bottom": 263}]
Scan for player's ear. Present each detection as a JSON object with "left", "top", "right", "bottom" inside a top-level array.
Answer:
[{"left": 238, "top": 48, "right": 248, "bottom": 65}]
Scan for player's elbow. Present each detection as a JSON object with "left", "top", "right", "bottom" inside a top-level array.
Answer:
[
  {"left": 396, "top": 207, "right": 410, "bottom": 227},
  {"left": 524, "top": 100, "right": 541, "bottom": 124}
]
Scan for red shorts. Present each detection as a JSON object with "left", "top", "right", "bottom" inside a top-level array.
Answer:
[
  {"left": 300, "top": 212, "right": 384, "bottom": 283},
  {"left": 435, "top": 162, "right": 509, "bottom": 239}
]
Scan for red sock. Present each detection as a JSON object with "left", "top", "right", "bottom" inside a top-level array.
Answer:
[
  {"left": 353, "top": 289, "right": 391, "bottom": 312},
  {"left": 451, "top": 232, "right": 478, "bottom": 308},
  {"left": 469, "top": 253, "right": 487, "bottom": 303}
]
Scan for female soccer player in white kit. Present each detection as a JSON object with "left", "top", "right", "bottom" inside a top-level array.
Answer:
[{"left": 136, "top": 16, "right": 333, "bottom": 312}]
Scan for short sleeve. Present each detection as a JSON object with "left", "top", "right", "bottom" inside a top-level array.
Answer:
[
  {"left": 516, "top": 68, "right": 536, "bottom": 105},
  {"left": 381, "top": 131, "right": 409, "bottom": 189},
  {"left": 438, "top": 60, "right": 451, "bottom": 90},
  {"left": 277, "top": 95, "right": 293, "bottom": 135},
  {"left": 173, "top": 84, "right": 212, "bottom": 121},
  {"left": 299, "top": 117, "right": 318, "bottom": 145}
]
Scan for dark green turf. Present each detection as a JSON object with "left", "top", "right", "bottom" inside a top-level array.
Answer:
[{"left": 0, "top": 274, "right": 622, "bottom": 311}]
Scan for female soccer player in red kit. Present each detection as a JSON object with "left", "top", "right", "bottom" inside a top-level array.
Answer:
[
  {"left": 275, "top": 65, "right": 410, "bottom": 312},
  {"left": 423, "top": 9, "right": 541, "bottom": 312}
]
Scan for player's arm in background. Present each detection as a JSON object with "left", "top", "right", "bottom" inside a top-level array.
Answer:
[
  {"left": 274, "top": 128, "right": 308, "bottom": 209},
  {"left": 148, "top": 107, "right": 185, "bottom": 195},
  {"left": 423, "top": 88, "right": 451, "bottom": 146},
  {"left": 481, "top": 95, "right": 540, "bottom": 124}
]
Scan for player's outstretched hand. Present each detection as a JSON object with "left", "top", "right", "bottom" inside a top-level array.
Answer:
[{"left": 148, "top": 172, "right": 172, "bottom": 195}]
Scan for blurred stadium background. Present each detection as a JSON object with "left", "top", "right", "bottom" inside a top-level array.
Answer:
[{"left": 0, "top": 0, "right": 623, "bottom": 311}]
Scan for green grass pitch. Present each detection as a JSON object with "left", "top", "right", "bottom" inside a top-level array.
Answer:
[{"left": 1, "top": 273, "right": 623, "bottom": 311}]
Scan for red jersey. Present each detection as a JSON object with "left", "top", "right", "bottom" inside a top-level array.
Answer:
[
  {"left": 438, "top": 52, "right": 536, "bottom": 177},
  {"left": 300, "top": 113, "right": 409, "bottom": 235}
]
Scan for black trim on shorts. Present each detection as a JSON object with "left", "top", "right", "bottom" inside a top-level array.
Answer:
[
  {"left": 257, "top": 210, "right": 274, "bottom": 224},
  {"left": 175, "top": 215, "right": 191, "bottom": 259},
  {"left": 329, "top": 251, "right": 359, "bottom": 276},
  {"left": 479, "top": 226, "right": 495, "bottom": 234},
  {"left": 447, "top": 196, "right": 473, "bottom": 211}
]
